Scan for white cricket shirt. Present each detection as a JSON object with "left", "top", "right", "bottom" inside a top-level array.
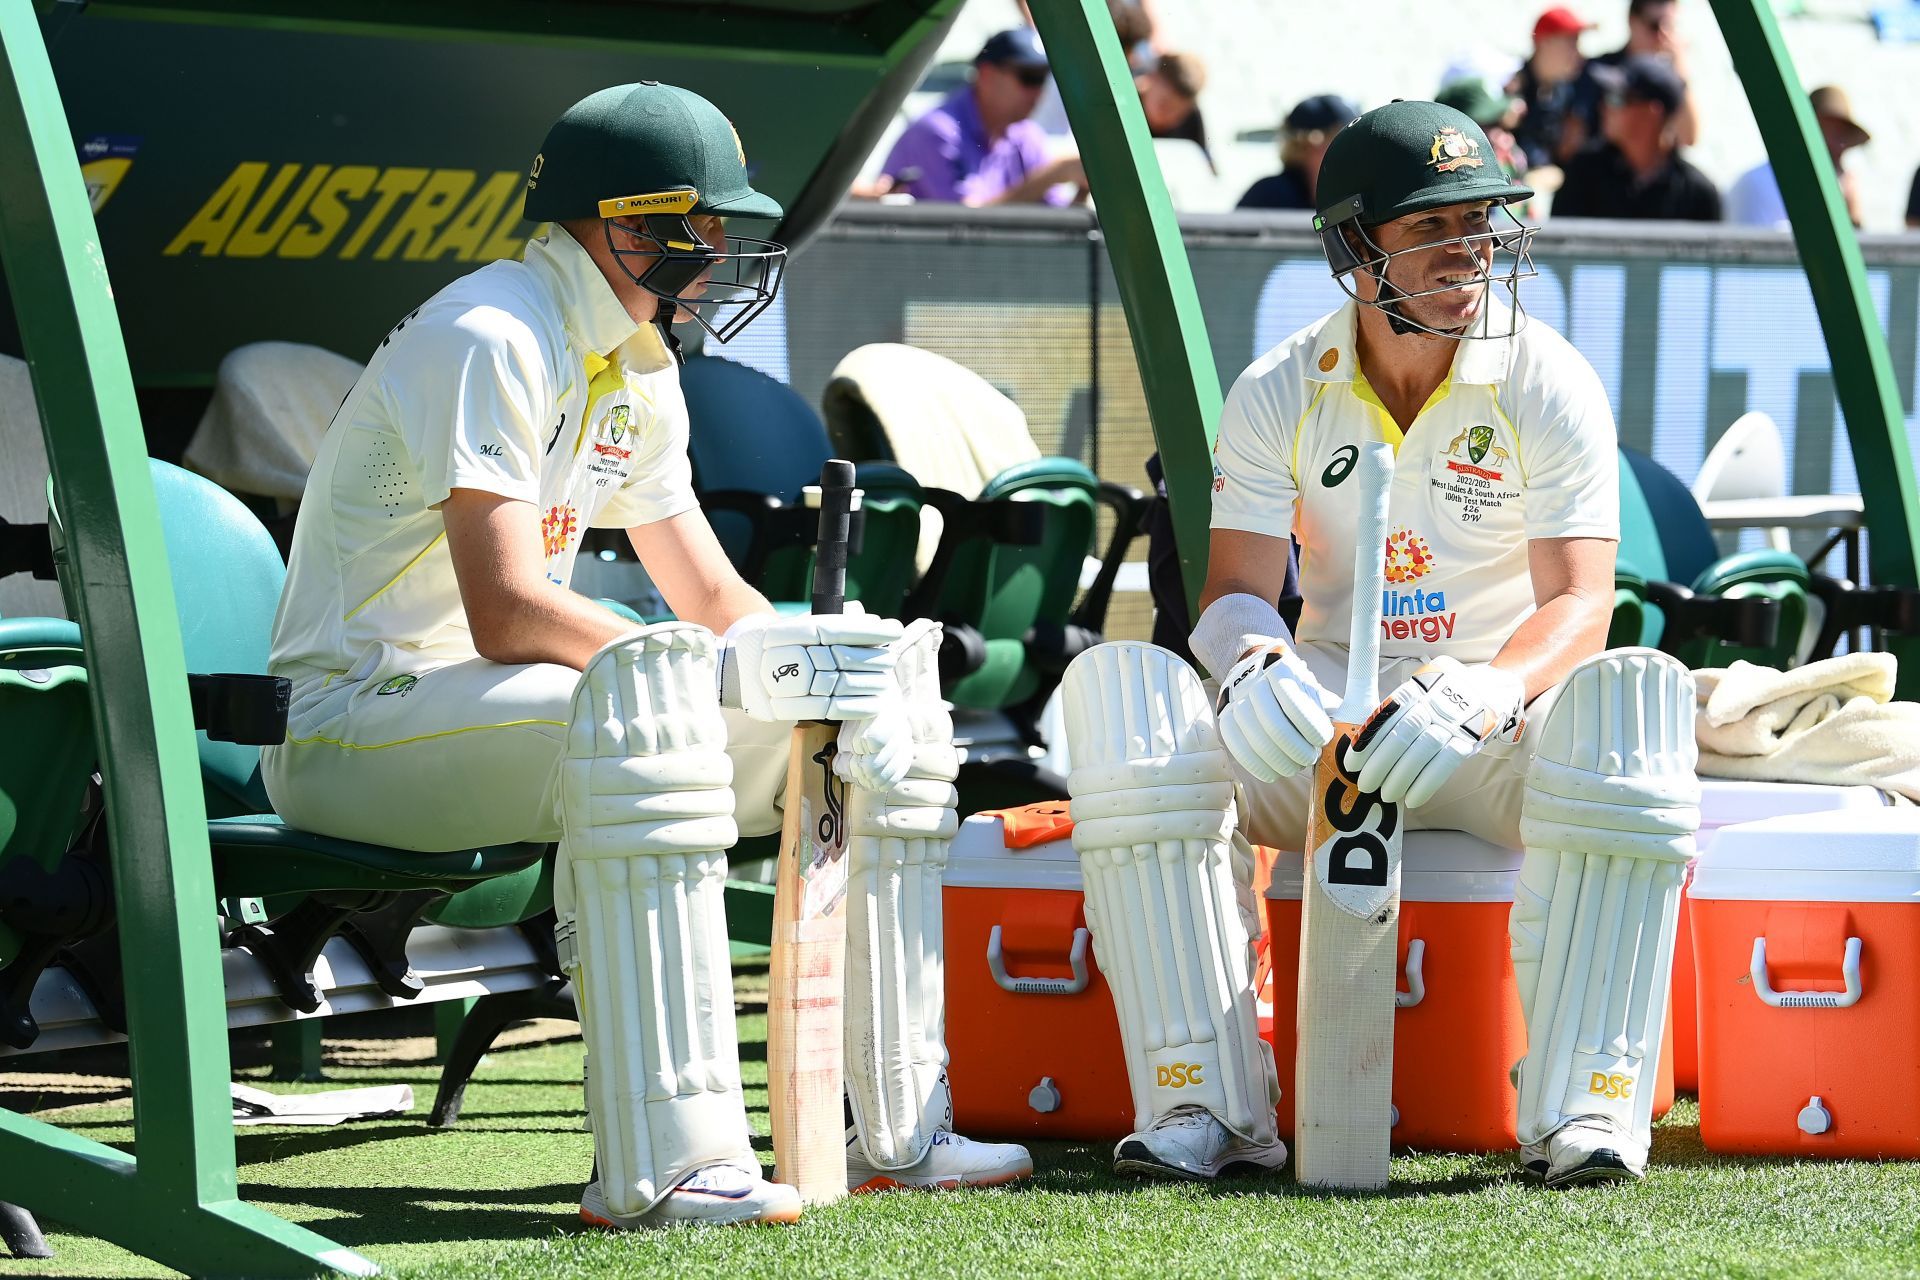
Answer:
[
  {"left": 270, "top": 230, "right": 698, "bottom": 684},
  {"left": 1210, "top": 300, "right": 1618, "bottom": 664}
]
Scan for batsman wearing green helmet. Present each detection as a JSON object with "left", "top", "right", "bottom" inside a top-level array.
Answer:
[
  {"left": 264, "top": 82, "right": 1028, "bottom": 1231},
  {"left": 1065, "top": 101, "right": 1699, "bottom": 1187}
]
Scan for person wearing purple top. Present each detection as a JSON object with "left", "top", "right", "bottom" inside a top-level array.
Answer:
[{"left": 880, "top": 28, "right": 1085, "bottom": 207}]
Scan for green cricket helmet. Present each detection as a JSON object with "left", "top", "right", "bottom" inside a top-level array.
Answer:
[
  {"left": 1312, "top": 100, "right": 1537, "bottom": 338},
  {"left": 524, "top": 81, "right": 786, "bottom": 344}
]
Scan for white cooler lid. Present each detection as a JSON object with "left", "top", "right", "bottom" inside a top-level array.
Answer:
[
  {"left": 1690, "top": 808, "right": 1920, "bottom": 902},
  {"left": 1697, "top": 778, "right": 1889, "bottom": 839},
  {"left": 946, "top": 814, "right": 1083, "bottom": 891},
  {"left": 1267, "top": 830, "right": 1522, "bottom": 904}
]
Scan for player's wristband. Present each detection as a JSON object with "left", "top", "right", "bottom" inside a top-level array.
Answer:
[{"left": 1191, "top": 591, "right": 1293, "bottom": 684}]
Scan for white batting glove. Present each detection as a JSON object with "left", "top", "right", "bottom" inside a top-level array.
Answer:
[
  {"left": 1214, "top": 643, "right": 1338, "bottom": 783},
  {"left": 1346, "top": 656, "right": 1526, "bottom": 807},
  {"left": 723, "top": 612, "right": 903, "bottom": 723},
  {"left": 833, "top": 699, "right": 915, "bottom": 791}
]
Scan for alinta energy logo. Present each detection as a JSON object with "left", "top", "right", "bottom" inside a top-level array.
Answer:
[
  {"left": 541, "top": 503, "right": 578, "bottom": 560},
  {"left": 1381, "top": 528, "right": 1457, "bottom": 643}
]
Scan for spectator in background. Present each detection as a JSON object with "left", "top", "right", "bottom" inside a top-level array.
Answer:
[
  {"left": 877, "top": 29, "right": 1086, "bottom": 206},
  {"left": 1236, "top": 94, "right": 1359, "bottom": 211},
  {"left": 1591, "top": 0, "right": 1700, "bottom": 146},
  {"left": 1028, "top": 0, "right": 1156, "bottom": 138},
  {"left": 1512, "top": 7, "right": 1607, "bottom": 170},
  {"left": 1136, "top": 52, "right": 1213, "bottom": 170},
  {"left": 1554, "top": 56, "right": 1719, "bottom": 221},
  {"left": 1725, "top": 86, "right": 1869, "bottom": 229},
  {"left": 1436, "top": 77, "right": 1530, "bottom": 181}
]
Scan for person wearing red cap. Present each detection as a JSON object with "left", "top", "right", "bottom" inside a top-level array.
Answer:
[{"left": 1512, "top": 7, "right": 1606, "bottom": 172}]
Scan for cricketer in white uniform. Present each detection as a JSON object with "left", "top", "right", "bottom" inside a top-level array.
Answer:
[
  {"left": 1063, "top": 100, "right": 1698, "bottom": 1189},
  {"left": 264, "top": 81, "right": 1028, "bottom": 1230}
]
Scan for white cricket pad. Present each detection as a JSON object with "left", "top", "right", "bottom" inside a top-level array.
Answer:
[
  {"left": 1510, "top": 648, "right": 1699, "bottom": 1153},
  {"left": 844, "top": 619, "right": 960, "bottom": 1168},
  {"left": 556, "top": 624, "right": 756, "bottom": 1217},
  {"left": 1063, "top": 641, "right": 1280, "bottom": 1142}
]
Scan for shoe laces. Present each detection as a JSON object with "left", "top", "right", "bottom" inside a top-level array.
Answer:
[
  {"left": 677, "top": 1163, "right": 753, "bottom": 1194},
  {"left": 1150, "top": 1105, "right": 1216, "bottom": 1133}
]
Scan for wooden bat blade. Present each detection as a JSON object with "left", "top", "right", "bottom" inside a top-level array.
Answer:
[
  {"left": 1295, "top": 722, "right": 1403, "bottom": 1190},
  {"left": 766, "top": 720, "right": 849, "bottom": 1204}
]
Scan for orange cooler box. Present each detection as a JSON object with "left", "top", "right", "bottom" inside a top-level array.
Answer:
[
  {"left": 1265, "top": 833, "right": 1674, "bottom": 1152},
  {"left": 1676, "top": 782, "right": 1893, "bottom": 1093},
  {"left": 943, "top": 811, "right": 1134, "bottom": 1140},
  {"left": 1692, "top": 808, "right": 1920, "bottom": 1158}
]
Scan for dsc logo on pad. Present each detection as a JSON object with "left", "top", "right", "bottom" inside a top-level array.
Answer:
[
  {"left": 1157, "top": 1063, "right": 1206, "bottom": 1088},
  {"left": 1587, "top": 1072, "right": 1635, "bottom": 1100}
]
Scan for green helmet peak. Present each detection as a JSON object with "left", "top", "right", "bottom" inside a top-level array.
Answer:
[
  {"left": 524, "top": 81, "right": 781, "bottom": 223},
  {"left": 1314, "top": 99, "right": 1531, "bottom": 226}
]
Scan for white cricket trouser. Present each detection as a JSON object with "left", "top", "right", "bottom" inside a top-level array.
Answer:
[
  {"left": 261, "top": 646, "right": 791, "bottom": 852},
  {"left": 1231, "top": 641, "right": 1569, "bottom": 854}
]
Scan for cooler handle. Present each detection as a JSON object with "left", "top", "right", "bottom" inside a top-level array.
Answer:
[
  {"left": 987, "top": 925, "right": 1091, "bottom": 996},
  {"left": 1750, "top": 936, "right": 1863, "bottom": 1009},
  {"left": 1394, "top": 938, "right": 1426, "bottom": 1009}
]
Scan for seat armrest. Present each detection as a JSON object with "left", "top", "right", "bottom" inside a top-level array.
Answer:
[
  {"left": 902, "top": 490, "right": 1046, "bottom": 621},
  {"left": 188, "top": 672, "right": 291, "bottom": 746},
  {"left": 1644, "top": 580, "right": 1781, "bottom": 655},
  {"left": 1071, "top": 480, "right": 1150, "bottom": 634}
]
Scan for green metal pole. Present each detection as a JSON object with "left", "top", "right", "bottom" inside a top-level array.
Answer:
[
  {"left": 1710, "top": 0, "right": 1920, "bottom": 693},
  {"left": 1029, "top": 0, "right": 1222, "bottom": 616},
  {"left": 0, "top": 3, "right": 371, "bottom": 1273}
]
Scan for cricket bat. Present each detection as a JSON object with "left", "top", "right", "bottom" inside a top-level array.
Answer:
[
  {"left": 766, "top": 458, "right": 858, "bottom": 1205},
  {"left": 1294, "top": 439, "right": 1401, "bottom": 1191}
]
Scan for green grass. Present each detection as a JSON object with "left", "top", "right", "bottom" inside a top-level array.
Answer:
[{"left": 7, "top": 966, "right": 1920, "bottom": 1279}]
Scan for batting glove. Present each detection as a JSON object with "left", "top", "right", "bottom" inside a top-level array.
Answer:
[
  {"left": 1214, "top": 643, "right": 1338, "bottom": 783},
  {"left": 1346, "top": 656, "right": 1526, "bottom": 807},
  {"left": 722, "top": 612, "right": 903, "bottom": 723}
]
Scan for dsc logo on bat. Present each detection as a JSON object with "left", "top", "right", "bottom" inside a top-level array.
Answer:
[{"left": 1310, "top": 733, "right": 1402, "bottom": 919}]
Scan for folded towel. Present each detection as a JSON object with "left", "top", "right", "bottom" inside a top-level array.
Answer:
[{"left": 1694, "top": 653, "right": 1920, "bottom": 802}]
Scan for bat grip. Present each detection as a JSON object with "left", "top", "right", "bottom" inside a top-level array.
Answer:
[
  {"left": 810, "top": 459, "right": 857, "bottom": 617},
  {"left": 1341, "top": 441, "right": 1396, "bottom": 721}
]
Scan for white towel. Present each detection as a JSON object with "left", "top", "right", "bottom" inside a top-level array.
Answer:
[{"left": 1694, "top": 653, "right": 1920, "bottom": 802}]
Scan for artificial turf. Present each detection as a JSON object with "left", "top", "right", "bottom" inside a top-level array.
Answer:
[{"left": 6, "top": 965, "right": 1920, "bottom": 1279}]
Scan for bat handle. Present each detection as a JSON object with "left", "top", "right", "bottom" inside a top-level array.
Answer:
[{"left": 809, "top": 458, "right": 857, "bottom": 618}]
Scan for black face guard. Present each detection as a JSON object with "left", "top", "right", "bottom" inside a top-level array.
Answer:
[
  {"left": 1314, "top": 195, "right": 1538, "bottom": 341},
  {"left": 597, "top": 190, "right": 786, "bottom": 344}
]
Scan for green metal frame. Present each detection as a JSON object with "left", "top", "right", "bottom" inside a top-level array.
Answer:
[
  {"left": 0, "top": 4, "right": 377, "bottom": 1274},
  {"left": 1031, "top": 0, "right": 1222, "bottom": 618},
  {"left": 1040, "top": 0, "right": 1920, "bottom": 671},
  {"left": 1708, "top": 0, "right": 1920, "bottom": 693},
  {"left": 2, "top": 0, "right": 1916, "bottom": 1272}
]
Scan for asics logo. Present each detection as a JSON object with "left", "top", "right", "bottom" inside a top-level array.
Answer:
[{"left": 1322, "top": 443, "right": 1359, "bottom": 488}]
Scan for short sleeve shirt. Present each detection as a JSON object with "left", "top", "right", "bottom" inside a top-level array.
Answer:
[
  {"left": 881, "top": 88, "right": 1074, "bottom": 207},
  {"left": 270, "top": 230, "right": 697, "bottom": 680},
  {"left": 1210, "top": 301, "right": 1619, "bottom": 664}
]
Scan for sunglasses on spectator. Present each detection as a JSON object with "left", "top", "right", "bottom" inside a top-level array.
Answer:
[{"left": 1012, "top": 65, "right": 1050, "bottom": 88}]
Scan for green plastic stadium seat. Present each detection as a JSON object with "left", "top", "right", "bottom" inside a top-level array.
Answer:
[
  {"left": 680, "top": 355, "right": 922, "bottom": 616},
  {"left": 1618, "top": 447, "right": 1809, "bottom": 669},
  {"left": 45, "top": 460, "right": 551, "bottom": 900}
]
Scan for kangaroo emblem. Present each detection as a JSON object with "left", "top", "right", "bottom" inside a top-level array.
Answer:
[{"left": 1445, "top": 427, "right": 1471, "bottom": 456}]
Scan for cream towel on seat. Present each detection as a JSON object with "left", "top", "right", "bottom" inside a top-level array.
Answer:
[{"left": 1695, "top": 653, "right": 1920, "bottom": 802}]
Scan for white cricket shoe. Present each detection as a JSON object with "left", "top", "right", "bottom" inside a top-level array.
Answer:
[
  {"left": 580, "top": 1163, "right": 802, "bottom": 1229},
  {"left": 847, "top": 1129, "right": 1033, "bottom": 1192},
  {"left": 1543, "top": 1115, "right": 1646, "bottom": 1189},
  {"left": 1519, "top": 1138, "right": 1549, "bottom": 1178},
  {"left": 1112, "top": 1105, "right": 1289, "bottom": 1181}
]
